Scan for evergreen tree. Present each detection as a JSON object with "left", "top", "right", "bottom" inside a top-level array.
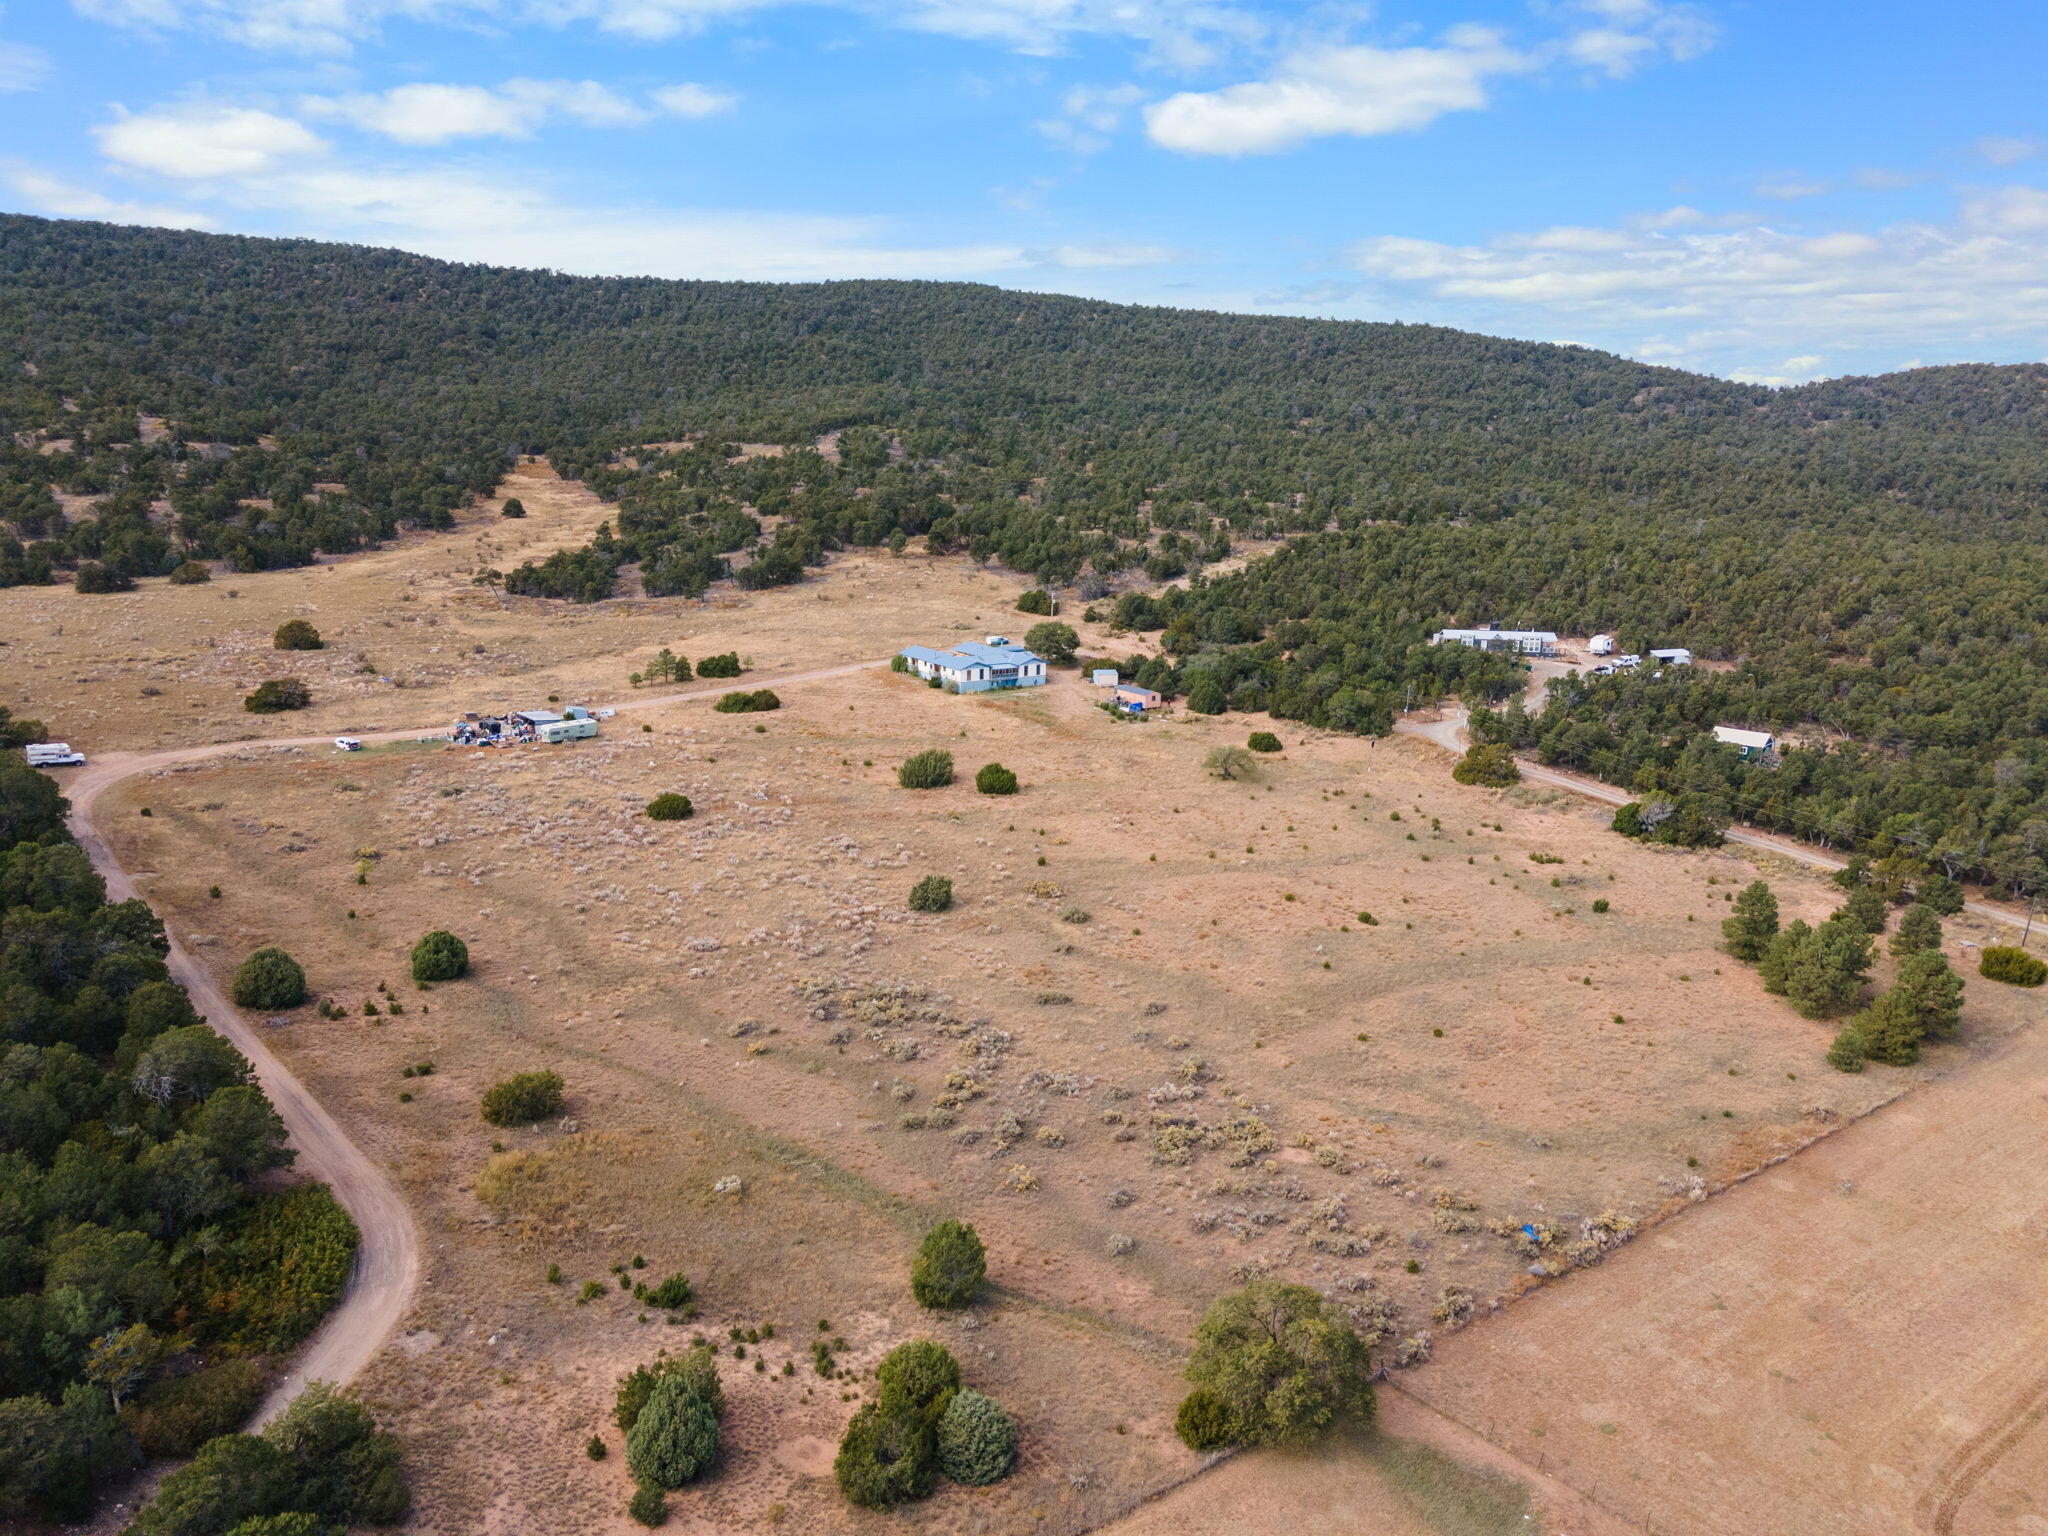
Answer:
[
  {"left": 1757, "top": 919, "right": 1811, "bottom": 995},
  {"left": 1894, "top": 949, "right": 1964, "bottom": 1039},
  {"left": 1835, "top": 886, "right": 1889, "bottom": 936},
  {"left": 1916, "top": 874, "right": 1966, "bottom": 916},
  {"left": 1889, "top": 902, "right": 1942, "bottom": 956},
  {"left": 1853, "top": 989, "right": 1925, "bottom": 1066},
  {"left": 1783, "top": 919, "right": 1873, "bottom": 1019},
  {"left": 1721, "top": 880, "right": 1780, "bottom": 962}
]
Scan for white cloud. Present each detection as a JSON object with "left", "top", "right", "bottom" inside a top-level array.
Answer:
[
  {"left": 70, "top": 0, "right": 1263, "bottom": 60},
  {"left": 3, "top": 163, "right": 216, "bottom": 228},
  {"left": 1976, "top": 135, "right": 2042, "bottom": 166},
  {"left": 1028, "top": 240, "right": 1175, "bottom": 268},
  {"left": 1145, "top": 30, "right": 1530, "bottom": 156},
  {"left": 1345, "top": 185, "right": 2048, "bottom": 378},
  {"left": 93, "top": 104, "right": 328, "bottom": 178},
  {"left": 0, "top": 38, "right": 49, "bottom": 91},
  {"left": 1144, "top": 1, "right": 1712, "bottom": 157},
  {"left": 1754, "top": 175, "right": 1828, "bottom": 201},
  {"left": 1034, "top": 82, "right": 1144, "bottom": 153},
  {"left": 299, "top": 79, "right": 733, "bottom": 144},
  {"left": 648, "top": 82, "right": 737, "bottom": 118}
]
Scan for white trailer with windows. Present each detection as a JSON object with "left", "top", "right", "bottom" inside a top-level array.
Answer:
[{"left": 1588, "top": 634, "right": 1615, "bottom": 656}]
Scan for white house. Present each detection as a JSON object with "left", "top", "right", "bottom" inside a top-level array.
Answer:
[
  {"left": 1649, "top": 647, "right": 1693, "bottom": 666},
  {"left": 1713, "top": 725, "right": 1775, "bottom": 758},
  {"left": 900, "top": 636, "right": 1049, "bottom": 692},
  {"left": 1588, "top": 634, "right": 1616, "bottom": 656},
  {"left": 1431, "top": 626, "right": 1559, "bottom": 656}
]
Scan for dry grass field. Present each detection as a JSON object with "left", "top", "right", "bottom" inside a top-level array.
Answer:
[{"left": 39, "top": 480, "right": 2045, "bottom": 1535}]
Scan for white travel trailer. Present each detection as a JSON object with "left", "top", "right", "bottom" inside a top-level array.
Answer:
[{"left": 1588, "top": 634, "right": 1616, "bottom": 656}]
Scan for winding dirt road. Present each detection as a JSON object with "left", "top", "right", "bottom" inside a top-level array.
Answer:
[{"left": 58, "top": 656, "right": 889, "bottom": 1425}]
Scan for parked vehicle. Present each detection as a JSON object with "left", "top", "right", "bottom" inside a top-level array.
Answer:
[
  {"left": 334, "top": 737, "right": 363, "bottom": 752},
  {"left": 25, "top": 743, "right": 84, "bottom": 767}
]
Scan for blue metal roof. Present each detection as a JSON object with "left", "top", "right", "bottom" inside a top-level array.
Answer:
[{"left": 901, "top": 642, "right": 1042, "bottom": 668}]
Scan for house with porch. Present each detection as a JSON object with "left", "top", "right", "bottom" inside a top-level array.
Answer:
[{"left": 899, "top": 635, "right": 1049, "bottom": 692}]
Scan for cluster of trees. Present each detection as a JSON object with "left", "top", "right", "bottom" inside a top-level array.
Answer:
[
  {"left": 123, "top": 1382, "right": 407, "bottom": 1535},
  {"left": 1174, "top": 1280, "right": 1374, "bottom": 1452},
  {"left": 0, "top": 761, "right": 359, "bottom": 1522},
  {"left": 1721, "top": 873, "right": 1966, "bottom": 1068},
  {"left": 834, "top": 1340, "right": 1016, "bottom": 1507},
  {"left": 613, "top": 1347, "right": 725, "bottom": 1524}
]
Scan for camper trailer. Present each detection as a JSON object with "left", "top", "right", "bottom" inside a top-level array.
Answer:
[
  {"left": 1588, "top": 634, "right": 1616, "bottom": 656},
  {"left": 538, "top": 718, "right": 598, "bottom": 744},
  {"left": 24, "top": 743, "right": 84, "bottom": 767}
]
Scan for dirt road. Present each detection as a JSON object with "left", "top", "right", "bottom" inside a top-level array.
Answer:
[
  {"left": 56, "top": 656, "right": 891, "bottom": 1424},
  {"left": 1393, "top": 704, "right": 2032, "bottom": 933}
]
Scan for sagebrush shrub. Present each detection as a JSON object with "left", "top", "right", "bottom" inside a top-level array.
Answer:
[
  {"left": 975, "top": 763, "right": 1019, "bottom": 795},
  {"left": 273, "top": 619, "right": 324, "bottom": 650},
  {"left": 1247, "top": 731, "right": 1281, "bottom": 753},
  {"left": 645, "top": 793, "right": 693, "bottom": 821}
]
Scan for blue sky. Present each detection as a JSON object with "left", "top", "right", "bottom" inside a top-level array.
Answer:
[{"left": 4, "top": 0, "right": 2046, "bottom": 382}]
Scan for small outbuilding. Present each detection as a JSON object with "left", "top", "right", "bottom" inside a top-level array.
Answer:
[
  {"left": 1092, "top": 668, "right": 1119, "bottom": 687},
  {"left": 1113, "top": 683, "right": 1162, "bottom": 713},
  {"left": 1713, "top": 725, "right": 1776, "bottom": 758},
  {"left": 1649, "top": 647, "right": 1694, "bottom": 666},
  {"left": 1588, "top": 634, "right": 1615, "bottom": 656}
]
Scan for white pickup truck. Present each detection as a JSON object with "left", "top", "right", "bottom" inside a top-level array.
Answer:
[{"left": 25, "top": 743, "right": 85, "bottom": 767}]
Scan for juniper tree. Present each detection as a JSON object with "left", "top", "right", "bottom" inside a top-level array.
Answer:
[{"left": 1721, "top": 880, "right": 1780, "bottom": 962}]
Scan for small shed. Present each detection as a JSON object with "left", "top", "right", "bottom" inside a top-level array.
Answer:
[
  {"left": 1092, "top": 668, "right": 1119, "bottom": 688},
  {"left": 1713, "top": 725, "right": 1775, "bottom": 758},
  {"left": 1588, "top": 634, "right": 1615, "bottom": 656},
  {"left": 1113, "top": 683, "right": 1162, "bottom": 713},
  {"left": 1649, "top": 647, "right": 1693, "bottom": 666}
]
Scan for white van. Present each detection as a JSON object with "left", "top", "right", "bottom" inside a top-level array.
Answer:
[{"left": 25, "top": 743, "right": 84, "bottom": 767}]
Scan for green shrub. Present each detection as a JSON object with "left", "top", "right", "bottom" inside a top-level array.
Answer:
[
  {"left": 1591, "top": 898, "right": 1610, "bottom": 913},
  {"left": 834, "top": 1402, "right": 936, "bottom": 1508},
  {"left": 898, "top": 750, "right": 954, "bottom": 789},
  {"left": 481, "top": 1070, "right": 565, "bottom": 1126},
  {"left": 1186, "top": 676, "right": 1226, "bottom": 714},
  {"left": 908, "top": 875, "right": 953, "bottom": 913},
  {"left": 123, "top": 1358, "right": 271, "bottom": 1457},
  {"left": 1174, "top": 1388, "right": 1237, "bottom": 1452},
  {"left": 713, "top": 689, "right": 779, "bottom": 713},
  {"left": 244, "top": 678, "right": 312, "bottom": 714},
  {"left": 1825, "top": 1027, "right": 1866, "bottom": 1072},
  {"left": 74, "top": 561, "right": 136, "bottom": 593},
  {"left": 192, "top": 1184, "right": 361, "bottom": 1353},
  {"left": 877, "top": 1340, "right": 961, "bottom": 1420},
  {"left": 409, "top": 930, "right": 468, "bottom": 983},
  {"left": 616, "top": 1348, "right": 723, "bottom": 1433},
  {"left": 1980, "top": 945, "right": 2047, "bottom": 986},
  {"left": 645, "top": 793, "right": 693, "bottom": 821},
  {"left": 586, "top": 1435, "right": 607, "bottom": 1460},
  {"left": 696, "top": 652, "right": 742, "bottom": 678},
  {"left": 500, "top": 497, "right": 527, "bottom": 518},
  {"left": 935, "top": 1389, "right": 1016, "bottom": 1485},
  {"left": 1015, "top": 588, "right": 1052, "bottom": 615},
  {"left": 625, "top": 1377, "right": 719, "bottom": 1488},
  {"left": 1184, "top": 1279, "right": 1373, "bottom": 1447},
  {"left": 1246, "top": 731, "right": 1282, "bottom": 753},
  {"left": 272, "top": 620, "right": 324, "bottom": 651},
  {"left": 910, "top": 1218, "right": 985, "bottom": 1308},
  {"left": 628, "top": 1483, "right": 667, "bottom": 1527},
  {"left": 233, "top": 947, "right": 306, "bottom": 1009},
  {"left": 641, "top": 1273, "right": 692, "bottom": 1310},
  {"left": 974, "top": 763, "right": 1019, "bottom": 795},
  {"left": 1451, "top": 742, "right": 1520, "bottom": 787},
  {"left": 169, "top": 560, "right": 212, "bottom": 585}
]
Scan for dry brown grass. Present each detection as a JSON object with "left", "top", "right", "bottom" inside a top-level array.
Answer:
[{"left": 77, "top": 511, "right": 2042, "bottom": 1536}]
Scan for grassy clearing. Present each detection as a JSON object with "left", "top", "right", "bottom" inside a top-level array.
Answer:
[{"left": 1365, "top": 1430, "right": 1535, "bottom": 1536}]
